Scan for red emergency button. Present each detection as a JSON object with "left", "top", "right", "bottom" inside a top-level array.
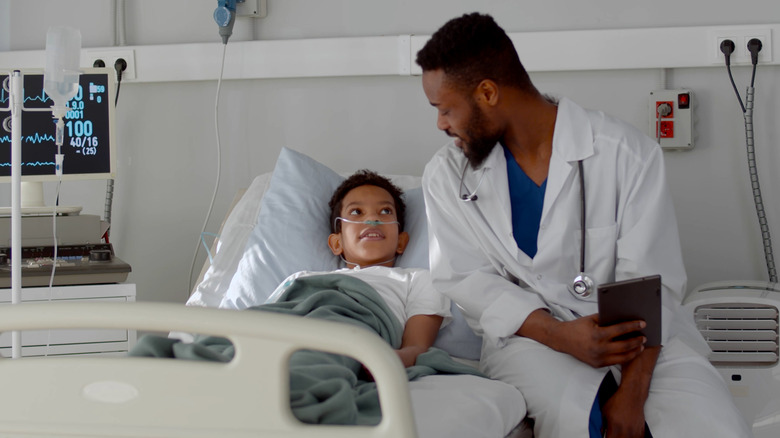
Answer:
[{"left": 678, "top": 92, "right": 690, "bottom": 109}]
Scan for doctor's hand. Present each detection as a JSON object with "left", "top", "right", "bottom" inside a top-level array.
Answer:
[
  {"left": 555, "top": 313, "right": 647, "bottom": 368},
  {"left": 518, "top": 310, "right": 646, "bottom": 368}
]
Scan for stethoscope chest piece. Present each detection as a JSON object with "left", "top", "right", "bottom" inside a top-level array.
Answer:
[{"left": 571, "top": 273, "right": 595, "bottom": 298}]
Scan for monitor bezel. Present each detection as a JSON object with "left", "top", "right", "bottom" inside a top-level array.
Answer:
[{"left": 0, "top": 67, "right": 117, "bottom": 182}]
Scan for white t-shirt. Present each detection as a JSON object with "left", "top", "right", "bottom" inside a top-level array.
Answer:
[{"left": 268, "top": 266, "right": 452, "bottom": 328}]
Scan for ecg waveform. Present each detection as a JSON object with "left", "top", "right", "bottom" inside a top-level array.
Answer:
[
  {"left": 0, "top": 88, "right": 51, "bottom": 105},
  {"left": 0, "top": 161, "right": 56, "bottom": 167},
  {"left": 0, "top": 132, "right": 58, "bottom": 170},
  {"left": 0, "top": 133, "right": 57, "bottom": 144}
]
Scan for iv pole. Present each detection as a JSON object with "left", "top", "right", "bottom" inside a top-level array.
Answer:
[
  {"left": 8, "top": 70, "right": 23, "bottom": 359},
  {"left": 4, "top": 28, "right": 82, "bottom": 359},
  {"left": 4, "top": 69, "right": 77, "bottom": 358}
]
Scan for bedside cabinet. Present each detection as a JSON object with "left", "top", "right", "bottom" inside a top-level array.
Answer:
[{"left": 0, "top": 283, "right": 136, "bottom": 357}]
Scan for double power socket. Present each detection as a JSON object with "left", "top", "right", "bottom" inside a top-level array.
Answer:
[
  {"left": 711, "top": 27, "right": 772, "bottom": 65},
  {"left": 86, "top": 49, "right": 136, "bottom": 81}
]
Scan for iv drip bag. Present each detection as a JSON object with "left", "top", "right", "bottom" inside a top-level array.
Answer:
[{"left": 44, "top": 26, "right": 82, "bottom": 121}]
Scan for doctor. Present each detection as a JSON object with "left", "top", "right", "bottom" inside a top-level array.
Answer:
[{"left": 417, "top": 13, "right": 750, "bottom": 438}]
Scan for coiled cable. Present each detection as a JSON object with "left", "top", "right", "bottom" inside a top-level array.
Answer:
[{"left": 743, "top": 87, "right": 776, "bottom": 282}]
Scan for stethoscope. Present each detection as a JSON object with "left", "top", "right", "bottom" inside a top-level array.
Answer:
[
  {"left": 458, "top": 159, "right": 596, "bottom": 299},
  {"left": 459, "top": 162, "right": 486, "bottom": 202}
]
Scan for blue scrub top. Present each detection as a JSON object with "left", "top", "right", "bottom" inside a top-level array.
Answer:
[{"left": 504, "top": 146, "right": 546, "bottom": 258}]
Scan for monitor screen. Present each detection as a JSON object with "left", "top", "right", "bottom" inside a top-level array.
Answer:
[{"left": 0, "top": 67, "right": 116, "bottom": 182}]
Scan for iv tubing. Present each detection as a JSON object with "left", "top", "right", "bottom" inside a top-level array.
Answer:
[{"left": 187, "top": 42, "right": 227, "bottom": 296}]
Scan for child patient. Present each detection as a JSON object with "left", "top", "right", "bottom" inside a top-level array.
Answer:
[
  {"left": 130, "top": 170, "right": 466, "bottom": 425},
  {"left": 267, "top": 169, "right": 451, "bottom": 367}
]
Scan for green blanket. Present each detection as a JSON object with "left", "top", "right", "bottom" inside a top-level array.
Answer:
[{"left": 130, "top": 273, "right": 483, "bottom": 425}]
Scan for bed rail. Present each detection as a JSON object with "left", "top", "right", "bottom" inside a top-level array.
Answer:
[{"left": 0, "top": 301, "right": 417, "bottom": 438}]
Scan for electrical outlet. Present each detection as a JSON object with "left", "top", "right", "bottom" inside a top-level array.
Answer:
[
  {"left": 710, "top": 28, "right": 772, "bottom": 65},
  {"left": 85, "top": 49, "right": 136, "bottom": 81}
]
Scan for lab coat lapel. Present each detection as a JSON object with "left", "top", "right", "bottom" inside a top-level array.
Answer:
[
  {"left": 475, "top": 146, "right": 529, "bottom": 262},
  {"left": 540, "top": 98, "right": 594, "bottom": 226},
  {"left": 541, "top": 153, "right": 574, "bottom": 226}
]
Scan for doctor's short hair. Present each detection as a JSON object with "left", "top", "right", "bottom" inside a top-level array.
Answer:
[
  {"left": 328, "top": 170, "right": 406, "bottom": 234},
  {"left": 416, "top": 12, "right": 534, "bottom": 94}
]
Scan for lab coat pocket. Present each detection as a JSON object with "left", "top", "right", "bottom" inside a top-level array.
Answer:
[{"left": 575, "top": 223, "right": 618, "bottom": 284}]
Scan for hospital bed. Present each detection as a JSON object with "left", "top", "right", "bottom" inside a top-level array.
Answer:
[{"left": 0, "top": 147, "right": 531, "bottom": 438}]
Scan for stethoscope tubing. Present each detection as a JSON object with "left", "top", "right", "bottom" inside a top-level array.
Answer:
[
  {"left": 457, "top": 158, "right": 594, "bottom": 299},
  {"left": 578, "top": 160, "right": 586, "bottom": 274}
]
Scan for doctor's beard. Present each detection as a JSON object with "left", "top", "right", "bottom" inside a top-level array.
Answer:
[{"left": 461, "top": 100, "right": 503, "bottom": 169}]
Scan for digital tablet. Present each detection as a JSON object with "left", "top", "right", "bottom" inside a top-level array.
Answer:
[{"left": 597, "top": 275, "right": 662, "bottom": 347}]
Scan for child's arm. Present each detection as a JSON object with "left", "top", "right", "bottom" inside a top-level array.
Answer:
[{"left": 396, "top": 314, "right": 443, "bottom": 367}]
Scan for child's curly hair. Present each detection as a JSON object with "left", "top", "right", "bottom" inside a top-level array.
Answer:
[{"left": 328, "top": 170, "right": 406, "bottom": 233}]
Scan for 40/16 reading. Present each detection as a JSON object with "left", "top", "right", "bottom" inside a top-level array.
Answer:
[
  {"left": 69, "top": 136, "right": 99, "bottom": 155},
  {"left": 69, "top": 136, "right": 99, "bottom": 148}
]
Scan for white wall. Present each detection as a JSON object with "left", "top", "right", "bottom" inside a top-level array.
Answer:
[
  {"left": 2, "top": 0, "right": 779, "bottom": 304},
  {"left": 0, "top": 1, "right": 8, "bottom": 52}
]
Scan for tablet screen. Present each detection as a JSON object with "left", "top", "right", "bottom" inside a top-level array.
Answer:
[{"left": 597, "top": 275, "right": 662, "bottom": 346}]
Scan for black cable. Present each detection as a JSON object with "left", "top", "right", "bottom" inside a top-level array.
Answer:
[
  {"left": 748, "top": 38, "right": 762, "bottom": 88},
  {"left": 744, "top": 39, "right": 776, "bottom": 282},
  {"left": 114, "top": 58, "right": 127, "bottom": 107},
  {"left": 720, "top": 40, "right": 746, "bottom": 114},
  {"left": 114, "top": 71, "right": 123, "bottom": 107},
  {"left": 726, "top": 65, "right": 745, "bottom": 113},
  {"left": 724, "top": 37, "right": 777, "bottom": 283},
  {"left": 750, "top": 63, "right": 757, "bottom": 88},
  {"left": 101, "top": 58, "right": 126, "bottom": 242}
]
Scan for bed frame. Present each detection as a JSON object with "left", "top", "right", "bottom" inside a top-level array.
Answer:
[{"left": 0, "top": 301, "right": 417, "bottom": 438}]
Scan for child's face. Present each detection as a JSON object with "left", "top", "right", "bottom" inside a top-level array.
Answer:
[{"left": 328, "top": 185, "right": 409, "bottom": 268}]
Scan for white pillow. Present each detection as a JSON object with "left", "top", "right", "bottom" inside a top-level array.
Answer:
[
  {"left": 186, "top": 174, "right": 272, "bottom": 307},
  {"left": 216, "top": 147, "right": 481, "bottom": 359},
  {"left": 220, "top": 148, "right": 342, "bottom": 309}
]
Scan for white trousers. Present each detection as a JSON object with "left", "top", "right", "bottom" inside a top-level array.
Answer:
[{"left": 480, "top": 336, "right": 753, "bottom": 438}]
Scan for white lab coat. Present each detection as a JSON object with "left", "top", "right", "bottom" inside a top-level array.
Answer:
[{"left": 422, "top": 98, "right": 750, "bottom": 437}]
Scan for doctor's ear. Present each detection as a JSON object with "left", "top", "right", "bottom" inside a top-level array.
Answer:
[
  {"left": 328, "top": 234, "right": 344, "bottom": 255},
  {"left": 474, "top": 79, "right": 499, "bottom": 106}
]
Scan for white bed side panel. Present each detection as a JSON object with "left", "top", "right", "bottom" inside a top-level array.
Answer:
[{"left": 0, "top": 301, "right": 416, "bottom": 438}]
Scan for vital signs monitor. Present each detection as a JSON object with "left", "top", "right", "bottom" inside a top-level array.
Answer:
[{"left": 0, "top": 67, "right": 116, "bottom": 183}]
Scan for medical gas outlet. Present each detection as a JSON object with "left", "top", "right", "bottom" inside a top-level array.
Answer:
[{"left": 649, "top": 89, "right": 694, "bottom": 150}]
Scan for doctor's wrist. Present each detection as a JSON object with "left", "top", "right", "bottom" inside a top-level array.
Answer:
[{"left": 516, "top": 308, "right": 561, "bottom": 349}]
